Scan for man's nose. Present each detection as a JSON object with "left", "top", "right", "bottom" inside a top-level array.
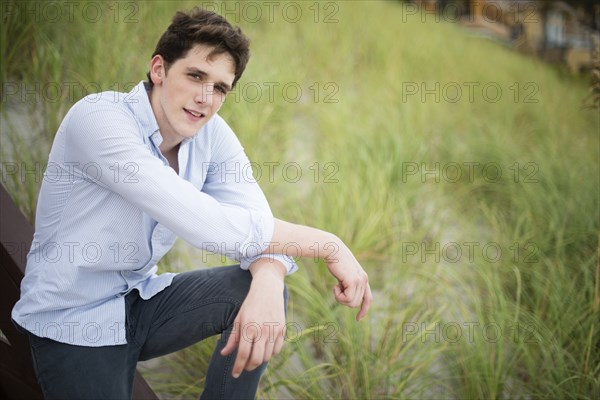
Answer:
[{"left": 195, "top": 83, "right": 214, "bottom": 105}]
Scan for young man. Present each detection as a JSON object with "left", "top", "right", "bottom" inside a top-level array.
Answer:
[{"left": 12, "top": 7, "right": 371, "bottom": 399}]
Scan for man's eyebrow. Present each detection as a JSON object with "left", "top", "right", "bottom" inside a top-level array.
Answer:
[{"left": 186, "top": 67, "right": 232, "bottom": 92}]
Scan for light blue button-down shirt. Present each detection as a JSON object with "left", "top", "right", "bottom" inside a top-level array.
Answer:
[{"left": 12, "top": 81, "right": 296, "bottom": 347}]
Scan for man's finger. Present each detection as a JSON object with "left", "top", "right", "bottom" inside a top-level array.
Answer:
[
  {"left": 232, "top": 338, "right": 252, "bottom": 378},
  {"left": 333, "top": 284, "right": 350, "bottom": 305},
  {"left": 245, "top": 334, "right": 266, "bottom": 372},
  {"left": 221, "top": 320, "right": 240, "bottom": 356},
  {"left": 335, "top": 281, "right": 364, "bottom": 307},
  {"left": 273, "top": 333, "right": 285, "bottom": 355},
  {"left": 350, "top": 281, "right": 364, "bottom": 307},
  {"left": 356, "top": 284, "right": 373, "bottom": 321},
  {"left": 263, "top": 331, "right": 276, "bottom": 362}
]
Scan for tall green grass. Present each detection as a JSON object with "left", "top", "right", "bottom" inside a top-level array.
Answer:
[{"left": 2, "top": 1, "right": 598, "bottom": 398}]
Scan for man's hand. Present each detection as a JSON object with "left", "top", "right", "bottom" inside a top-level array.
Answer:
[
  {"left": 220, "top": 258, "right": 286, "bottom": 378},
  {"left": 324, "top": 238, "right": 372, "bottom": 321},
  {"left": 266, "top": 218, "right": 373, "bottom": 321}
]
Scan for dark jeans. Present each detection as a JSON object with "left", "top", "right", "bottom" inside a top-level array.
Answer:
[{"left": 24, "top": 265, "right": 287, "bottom": 400}]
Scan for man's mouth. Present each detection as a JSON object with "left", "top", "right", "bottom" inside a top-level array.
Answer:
[{"left": 184, "top": 108, "right": 206, "bottom": 119}]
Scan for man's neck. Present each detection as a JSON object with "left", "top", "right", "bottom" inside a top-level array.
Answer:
[
  {"left": 148, "top": 86, "right": 183, "bottom": 155},
  {"left": 161, "top": 143, "right": 180, "bottom": 174},
  {"left": 159, "top": 138, "right": 181, "bottom": 155}
]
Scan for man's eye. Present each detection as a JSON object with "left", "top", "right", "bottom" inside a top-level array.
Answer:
[
  {"left": 189, "top": 73, "right": 202, "bottom": 80},
  {"left": 214, "top": 86, "right": 227, "bottom": 95}
]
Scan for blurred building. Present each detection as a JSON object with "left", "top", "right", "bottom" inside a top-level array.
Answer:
[{"left": 409, "top": 0, "right": 600, "bottom": 73}]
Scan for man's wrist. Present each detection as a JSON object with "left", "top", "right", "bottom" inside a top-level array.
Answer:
[
  {"left": 249, "top": 257, "right": 286, "bottom": 283},
  {"left": 320, "top": 233, "right": 343, "bottom": 262}
]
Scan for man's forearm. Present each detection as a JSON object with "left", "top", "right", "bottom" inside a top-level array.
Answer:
[{"left": 264, "top": 218, "right": 341, "bottom": 261}]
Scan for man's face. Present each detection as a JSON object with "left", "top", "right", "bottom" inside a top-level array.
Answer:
[{"left": 149, "top": 44, "right": 235, "bottom": 146}]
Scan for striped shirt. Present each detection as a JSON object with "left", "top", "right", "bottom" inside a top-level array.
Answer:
[{"left": 12, "top": 81, "right": 296, "bottom": 347}]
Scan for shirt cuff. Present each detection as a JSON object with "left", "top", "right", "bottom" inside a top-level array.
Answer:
[
  {"left": 239, "top": 254, "right": 299, "bottom": 275},
  {"left": 239, "top": 210, "right": 274, "bottom": 258}
]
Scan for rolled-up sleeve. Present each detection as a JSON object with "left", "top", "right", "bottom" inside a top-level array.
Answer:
[{"left": 202, "top": 116, "right": 298, "bottom": 275}]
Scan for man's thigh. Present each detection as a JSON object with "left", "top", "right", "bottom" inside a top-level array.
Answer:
[
  {"left": 127, "top": 265, "right": 254, "bottom": 360},
  {"left": 28, "top": 334, "right": 137, "bottom": 400}
]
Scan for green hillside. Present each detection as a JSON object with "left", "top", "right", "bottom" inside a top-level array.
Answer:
[{"left": 2, "top": 1, "right": 598, "bottom": 398}]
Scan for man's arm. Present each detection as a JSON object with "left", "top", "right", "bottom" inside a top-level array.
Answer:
[
  {"left": 201, "top": 115, "right": 297, "bottom": 274},
  {"left": 200, "top": 117, "right": 370, "bottom": 374},
  {"left": 221, "top": 218, "right": 372, "bottom": 378},
  {"left": 64, "top": 100, "right": 274, "bottom": 261}
]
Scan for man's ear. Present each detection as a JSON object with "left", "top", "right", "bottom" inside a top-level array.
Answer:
[{"left": 149, "top": 55, "right": 166, "bottom": 86}]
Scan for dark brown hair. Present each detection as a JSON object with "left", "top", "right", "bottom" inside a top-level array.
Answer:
[{"left": 146, "top": 7, "right": 250, "bottom": 89}]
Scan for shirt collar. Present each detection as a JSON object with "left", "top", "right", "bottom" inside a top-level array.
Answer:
[
  {"left": 127, "top": 80, "right": 196, "bottom": 147},
  {"left": 127, "top": 80, "right": 160, "bottom": 139}
]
